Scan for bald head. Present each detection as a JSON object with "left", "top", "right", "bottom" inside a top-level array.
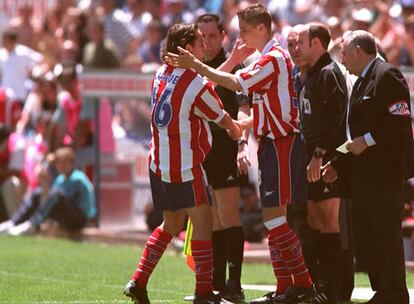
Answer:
[
  {"left": 341, "top": 30, "right": 377, "bottom": 75},
  {"left": 287, "top": 24, "right": 307, "bottom": 67},
  {"left": 343, "top": 30, "right": 377, "bottom": 56}
]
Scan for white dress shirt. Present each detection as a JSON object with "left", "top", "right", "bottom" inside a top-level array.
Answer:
[{"left": 0, "top": 44, "right": 43, "bottom": 100}]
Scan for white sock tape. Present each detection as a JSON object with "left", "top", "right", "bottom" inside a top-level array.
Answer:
[{"left": 264, "top": 216, "right": 287, "bottom": 230}]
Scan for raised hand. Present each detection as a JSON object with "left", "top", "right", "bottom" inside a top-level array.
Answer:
[
  {"left": 228, "top": 39, "right": 256, "bottom": 65},
  {"left": 164, "top": 46, "right": 199, "bottom": 69}
]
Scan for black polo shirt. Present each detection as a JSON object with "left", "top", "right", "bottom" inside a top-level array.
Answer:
[
  {"left": 301, "top": 52, "right": 348, "bottom": 153},
  {"left": 204, "top": 48, "right": 249, "bottom": 133}
]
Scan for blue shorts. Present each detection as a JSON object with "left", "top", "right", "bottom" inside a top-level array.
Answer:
[
  {"left": 149, "top": 167, "right": 211, "bottom": 212},
  {"left": 258, "top": 134, "right": 307, "bottom": 208}
]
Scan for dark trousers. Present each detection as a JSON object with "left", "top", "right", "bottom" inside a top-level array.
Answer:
[
  {"left": 351, "top": 173, "right": 408, "bottom": 302},
  {"left": 12, "top": 188, "right": 86, "bottom": 231}
]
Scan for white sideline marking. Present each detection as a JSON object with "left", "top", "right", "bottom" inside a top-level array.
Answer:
[{"left": 242, "top": 284, "right": 414, "bottom": 302}]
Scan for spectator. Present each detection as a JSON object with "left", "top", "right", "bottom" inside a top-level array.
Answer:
[
  {"left": 17, "top": 70, "right": 57, "bottom": 134},
  {"left": 124, "top": 0, "right": 149, "bottom": 42},
  {"left": 138, "top": 20, "right": 165, "bottom": 66},
  {"left": 8, "top": 2, "right": 41, "bottom": 48},
  {"left": 0, "top": 155, "right": 57, "bottom": 234},
  {"left": 399, "top": 14, "right": 414, "bottom": 66},
  {"left": 47, "top": 64, "right": 81, "bottom": 152},
  {"left": 0, "top": 124, "right": 27, "bottom": 221},
  {"left": 0, "top": 29, "right": 44, "bottom": 102},
  {"left": 83, "top": 17, "right": 121, "bottom": 69},
  {"left": 162, "top": 0, "right": 194, "bottom": 27},
  {"left": 3, "top": 147, "right": 96, "bottom": 235},
  {"left": 32, "top": 10, "right": 60, "bottom": 67},
  {"left": 99, "top": 0, "right": 135, "bottom": 58}
]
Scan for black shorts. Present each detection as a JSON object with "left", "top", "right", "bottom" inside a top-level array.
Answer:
[
  {"left": 203, "top": 131, "right": 248, "bottom": 189},
  {"left": 306, "top": 144, "right": 340, "bottom": 202}
]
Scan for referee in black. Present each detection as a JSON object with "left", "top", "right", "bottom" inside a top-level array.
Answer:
[
  {"left": 296, "top": 23, "right": 348, "bottom": 304},
  {"left": 196, "top": 14, "right": 250, "bottom": 303}
]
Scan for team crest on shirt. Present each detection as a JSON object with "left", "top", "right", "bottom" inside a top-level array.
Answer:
[
  {"left": 388, "top": 100, "right": 411, "bottom": 116},
  {"left": 252, "top": 93, "right": 263, "bottom": 104}
]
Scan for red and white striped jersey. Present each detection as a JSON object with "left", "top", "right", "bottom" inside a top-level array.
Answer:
[
  {"left": 236, "top": 39, "right": 299, "bottom": 139},
  {"left": 149, "top": 64, "right": 225, "bottom": 183}
]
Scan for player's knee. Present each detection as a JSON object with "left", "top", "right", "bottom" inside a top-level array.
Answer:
[
  {"left": 192, "top": 223, "right": 212, "bottom": 240},
  {"left": 162, "top": 222, "right": 182, "bottom": 236},
  {"left": 162, "top": 214, "right": 186, "bottom": 236},
  {"left": 219, "top": 210, "right": 241, "bottom": 228}
]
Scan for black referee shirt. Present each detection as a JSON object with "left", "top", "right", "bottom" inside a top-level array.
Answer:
[
  {"left": 301, "top": 52, "right": 348, "bottom": 152},
  {"left": 204, "top": 48, "right": 250, "bottom": 133}
]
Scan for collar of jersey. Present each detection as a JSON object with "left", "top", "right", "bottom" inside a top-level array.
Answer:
[{"left": 261, "top": 38, "right": 278, "bottom": 55}]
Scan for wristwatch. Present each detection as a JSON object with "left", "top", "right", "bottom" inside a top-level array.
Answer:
[
  {"left": 313, "top": 147, "right": 325, "bottom": 159},
  {"left": 237, "top": 139, "right": 248, "bottom": 145}
]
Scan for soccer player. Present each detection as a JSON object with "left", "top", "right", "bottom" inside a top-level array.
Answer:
[
  {"left": 124, "top": 23, "right": 242, "bottom": 304},
  {"left": 165, "top": 4, "right": 314, "bottom": 304}
]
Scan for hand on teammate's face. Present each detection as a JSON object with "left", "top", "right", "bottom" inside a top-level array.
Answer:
[{"left": 164, "top": 47, "right": 197, "bottom": 69}]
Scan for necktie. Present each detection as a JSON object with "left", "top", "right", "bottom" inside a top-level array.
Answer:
[
  {"left": 351, "top": 76, "right": 364, "bottom": 99},
  {"left": 346, "top": 76, "right": 364, "bottom": 141}
]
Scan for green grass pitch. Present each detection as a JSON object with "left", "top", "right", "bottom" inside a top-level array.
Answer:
[{"left": 0, "top": 235, "right": 412, "bottom": 303}]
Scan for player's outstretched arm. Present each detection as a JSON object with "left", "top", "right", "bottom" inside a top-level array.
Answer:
[
  {"left": 165, "top": 47, "right": 243, "bottom": 92},
  {"left": 217, "top": 112, "right": 242, "bottom": 140}
]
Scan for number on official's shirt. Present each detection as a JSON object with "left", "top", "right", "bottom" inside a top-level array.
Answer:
[{"left": 152, "top": 88, "right": 173, "bottom": 128}]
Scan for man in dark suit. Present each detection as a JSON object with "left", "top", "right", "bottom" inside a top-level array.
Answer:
[{"left": 323, "top": 30, "right": 411, "bottom": 304}]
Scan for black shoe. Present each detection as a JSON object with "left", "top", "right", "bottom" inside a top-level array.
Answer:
[
  {"left": 124, "top": 280, "right": 150, "bottom": 304},
  {"left": 312, "top": 282, "right": 340, "bottom": 304},
  {"left": 222, "top": 280, "right": 245, "bottom": 303},
  {"left": 193, "top": 292, "right": 234, "bottom": 304},
  {"left": 273, "top": 285, "right": 315, "bottom": 304},
  {"left": 250, "top": 292, "right": 277, "bottom": 304}
]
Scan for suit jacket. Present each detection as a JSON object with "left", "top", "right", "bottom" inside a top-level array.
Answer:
[{"left": 336, "top": 58, "right": 413, "bottom": 181}]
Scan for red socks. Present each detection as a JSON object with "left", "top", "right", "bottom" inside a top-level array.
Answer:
[
  {"left": 131, "top": 228, "right": 214, "bottom": 299},
  {"left": 268, "top": 237, "right": 293, "bottom": 294},
  {"left": 191, "top": 239, "right": 213, "bottom": 297},
  {"left": 268, "top": 223, "right": 313, "bottom": 289},
  {"left": 132, "top": 227, "right": 173, "bottom": 287}
]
